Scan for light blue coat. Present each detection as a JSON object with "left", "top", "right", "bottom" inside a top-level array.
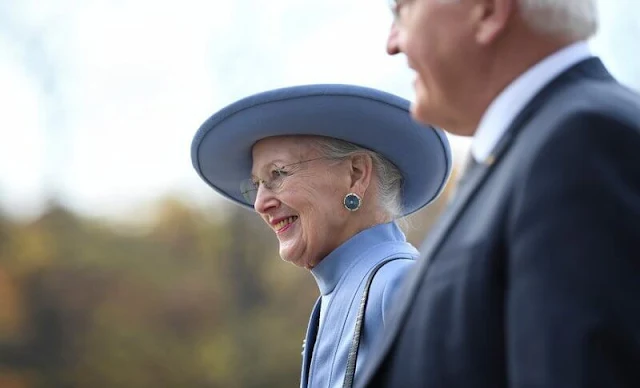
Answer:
[{"left": 300, "top": 222, "right": 418, "bottom": 388}]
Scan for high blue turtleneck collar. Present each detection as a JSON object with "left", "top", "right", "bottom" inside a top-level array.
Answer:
[{"left": 310, "top": 222, "right": 408, "bottom": 296}]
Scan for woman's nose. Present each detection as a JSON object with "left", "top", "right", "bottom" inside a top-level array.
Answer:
[{"left": 253, "top": 185, "right": 279, "bottom": 214}]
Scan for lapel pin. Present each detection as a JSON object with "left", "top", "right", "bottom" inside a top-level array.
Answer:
[{"left": 484, "top": 154, "right": 496, "bottom": 166}]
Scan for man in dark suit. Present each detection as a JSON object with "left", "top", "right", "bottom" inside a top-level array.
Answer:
[{"left": 358, "top": 0, "right": 640, "bottom": 387}]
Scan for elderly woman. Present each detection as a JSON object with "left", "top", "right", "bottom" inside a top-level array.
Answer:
[{"left": 191, "top": 84, "right": 450, "bottom": 388}]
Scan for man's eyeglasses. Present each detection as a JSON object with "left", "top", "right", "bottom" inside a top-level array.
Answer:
[
  {"left": 240, "top": 157, "right": 332, "bottom": 205},
  {"left": 388, "top": 0, "right": 412, "bottom": 23}
]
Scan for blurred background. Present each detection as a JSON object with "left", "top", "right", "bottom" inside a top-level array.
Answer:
[{"left": 0, "top": 0, "right": 638, "bottom": 386}]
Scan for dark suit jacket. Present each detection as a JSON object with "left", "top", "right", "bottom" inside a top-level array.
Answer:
[{"left": 358, "top": 57, "right": 640, "bottom": 387}]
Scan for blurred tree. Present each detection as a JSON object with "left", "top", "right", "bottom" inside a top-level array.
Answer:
[{"left": 0, "top": 192, "right": 445, "bottom": 387}]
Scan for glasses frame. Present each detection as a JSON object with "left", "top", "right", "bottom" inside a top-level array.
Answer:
[
  {"left": 389, "top": 0, "right": 413, "bottom": 24},
  {"left": 240, "top": 156, "right": 335, "bottom": 205}
]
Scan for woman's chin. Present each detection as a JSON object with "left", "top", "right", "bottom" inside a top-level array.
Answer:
[{"left": 279, "top": 246, "right": 303, "bottom": 267}]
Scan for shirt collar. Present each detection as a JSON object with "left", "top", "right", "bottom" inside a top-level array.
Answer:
[
  {"left": 471, "top": 41, "right": 593, "bottom": 163},
  {"left": 310, "top": 222, "right": 407, "bottom": 295}
]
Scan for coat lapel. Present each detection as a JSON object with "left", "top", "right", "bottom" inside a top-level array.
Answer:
[
  {"left": 414, "top": 58, "right": 610, "bottom": 271},
  {"left": 300, "top": 297, "right": 321, "bottom": 388},
  {"left": 358, "top": 58, "right": 614, "bottom": 387}
]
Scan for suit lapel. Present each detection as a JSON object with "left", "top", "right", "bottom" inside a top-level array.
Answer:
[
  {"left": 415, "top": 57, "right": 612, "bottom": 268},
  {"left": 384, "top": 104, "right": 525, "bottom": 331},
  {"left": 300, "top": 297, "right": 321, "bottom": 388},
  {"left": 417, "top": 55, "right": 613, "bottom": 266},
  {"left": 359, "top": 58, "right": 615, "bottom": 386},
  {"left": 414, "top": 58, "right": 609, "bottom": 267},
  {"left": 418, "top": 149, "right": 494, "bottom": 259}
]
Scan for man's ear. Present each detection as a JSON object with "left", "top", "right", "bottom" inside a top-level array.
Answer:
[
  {"left": 348, "top": 153, "right": 374, "bottom": 196},
  {"left": 473, "top": 0, "right": 514, "bottom": 45}
]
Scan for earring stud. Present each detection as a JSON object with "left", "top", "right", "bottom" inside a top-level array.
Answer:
[{"left": 343, "top": 193, "right": 361, "bottom": 211}]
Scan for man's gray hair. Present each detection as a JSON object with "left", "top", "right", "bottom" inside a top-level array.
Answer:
[
  {"left": 440, "top": 0, "right": 598, "bottom": 39},
  {"left": 517, "top": 0, "right": 598, "bottom": 39},
  {"left": 311, "top": 137, "right": 404, "bottom": 220}
]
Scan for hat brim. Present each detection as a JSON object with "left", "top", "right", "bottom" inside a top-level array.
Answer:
[{"left": 191, "top": 84, "right": 452, "bottom": 216}]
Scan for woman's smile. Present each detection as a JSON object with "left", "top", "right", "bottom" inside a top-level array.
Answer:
[{"left": 275, "top": 216, "right": 298, "bottom": 234}]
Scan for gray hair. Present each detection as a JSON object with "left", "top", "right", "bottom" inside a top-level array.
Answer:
[
  {"left": 439, "top": 0, "right": 598, "bottom": 40},
  {"left": 517, "top": 0, "right": 598, "bottom": 39},
  {"left": 311, "top": 137, "right": 404, "bottom": 220}
]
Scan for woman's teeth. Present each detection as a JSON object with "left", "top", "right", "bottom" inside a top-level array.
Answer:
[{"left": 275, "top": 216, "right": 297, "bottom": 230}]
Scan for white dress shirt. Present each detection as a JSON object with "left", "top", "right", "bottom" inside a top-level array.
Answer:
[{"left": 471, "top": 41, "right": 594, "bottom": 163}]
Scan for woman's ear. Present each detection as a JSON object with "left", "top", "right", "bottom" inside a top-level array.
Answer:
[{"left": 348, "top": 153, "right": 374, "bottom": 196}]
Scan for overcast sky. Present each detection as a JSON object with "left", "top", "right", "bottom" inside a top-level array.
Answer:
[{"left": 1, "top": 0, "right": 638, "bottom": 219}]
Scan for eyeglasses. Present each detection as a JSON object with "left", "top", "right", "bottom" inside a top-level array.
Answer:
[
  {"left": 388, "top": 0, "right": 412, "bottom": 23},
  {"left": 240, "top": 156, "right": 333, "bottom": 205}
]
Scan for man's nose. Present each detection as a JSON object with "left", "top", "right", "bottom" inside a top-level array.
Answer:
[{"left": 386, "top": 22, "right": 401, "bottom": 55}]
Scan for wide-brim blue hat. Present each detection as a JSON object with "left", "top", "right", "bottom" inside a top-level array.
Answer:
[{"left": 191, "top": 84, "right": 452, "bottom": 216}]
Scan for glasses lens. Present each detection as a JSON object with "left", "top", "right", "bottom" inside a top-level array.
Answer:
[
  {"left": 389, "top": 0, "right": 398, "bottom": 15},
  {"left": 240, "top": 179, "right": 258, "bottom": 204}
]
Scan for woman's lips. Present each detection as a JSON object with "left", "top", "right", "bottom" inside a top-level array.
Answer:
[{"left": 275, "top": 216, "right": 298, "bottom": 233}]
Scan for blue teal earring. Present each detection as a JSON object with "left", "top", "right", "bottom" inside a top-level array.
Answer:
[{"left": 343, "top": 193, "right": 361, "bottom": 211}]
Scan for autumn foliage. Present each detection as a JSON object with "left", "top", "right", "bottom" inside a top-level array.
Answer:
[{"left": 0, "top": 182, "right": 451, "bottom": 387}]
